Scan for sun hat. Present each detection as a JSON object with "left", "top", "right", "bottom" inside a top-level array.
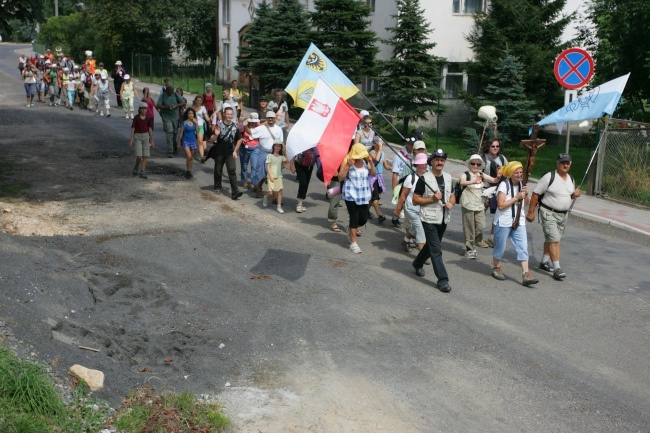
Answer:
[
  {"left": 115, "top": 60, "right": 122, "bottom": 65},
  {"left": 248, "top": 112, "right": 260, "bottom": 123},
  {"left": 413, "top": 153, "right": 428, "bottom": 165},
  {"left": 413, "top": 140, "right": 426, "bottom": 150},
  {"left": 63, "top": 67, "right": 69, "bottom": 71},
  {"left": 124, "top": 74, "right": 130, "bottom": 80},
  {"left": 467, "top": 154, "right": 484, "bottom": 169},
  {"left": 501, "top": 161, "right": 523, "bottom": 178},
  {"left": 359, "top": 109, "right": 369, "bottom": 117},
  {"left": 266, "top": 111, "right": 276, "bottom": 119},
  {"left": 427, "top": 149, "right": 448, "bottom": 165},
  {"left": 348, "top": 143, "right": 370, "bottom": 161},
  {"left": 205, "top": 83, "right": 212, "bottom": 88}
]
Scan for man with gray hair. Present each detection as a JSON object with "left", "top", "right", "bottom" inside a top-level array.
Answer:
[{"left": 156, "top": 84, "right": 186, "bottom": 157}]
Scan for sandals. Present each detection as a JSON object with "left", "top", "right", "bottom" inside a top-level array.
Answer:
[{"left": 330, "top": 223, "right": 342, "bottom": 232}]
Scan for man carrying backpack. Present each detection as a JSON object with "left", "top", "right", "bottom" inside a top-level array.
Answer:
[{"left": 526, "top": 153, "right": 582, "bottom": 280}]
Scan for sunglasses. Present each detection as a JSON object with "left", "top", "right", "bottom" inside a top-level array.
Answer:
[
  {"left": 470, "top": 162, "right": 481, "bottom": 166},
  {"left": 490, "top": 145, "right": 500, "bottom": 148}
]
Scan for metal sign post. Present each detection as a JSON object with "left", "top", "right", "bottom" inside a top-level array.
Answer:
[{"left": 564, "top": 89, "right": 577, "bottom": 154}]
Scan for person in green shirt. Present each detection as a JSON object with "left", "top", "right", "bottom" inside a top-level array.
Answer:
[{"left": 156, "top": 84, "right": 187, "bottom": 157}]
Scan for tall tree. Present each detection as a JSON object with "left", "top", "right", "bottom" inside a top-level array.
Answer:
[
  {"left": 0, "top": 0, "right": 44, "bottom": 38},
  {"left": 577, "top": 0, "right": 650, "bottom": 121},
  {"left": 378, "top": 0, "right": 445, "bottom": 136},
  {"left": 309, "top": 0, "right": 378, "bottom": 84},
  {"left": 237, "top": 0, "right": 310, "bottom": 94},
  {"left": 466, "top": 0, "right": 573, "bottom": 113},
  {"left": 477, "top": 51, "right": 538, "bottom": 143},
  {"left": 169, "top": 0, "right": 218, "bottom": 63}
]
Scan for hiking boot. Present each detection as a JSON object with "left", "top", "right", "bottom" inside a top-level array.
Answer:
[
  {"left": 414, "top": 266, "right": 425, "bottom": 277},
  {"left": 401, "top": 240, "right": 412, "bottom": 252},
  {"left": 437, "top": 281, "right": 452, "bottom": 293},
  {"left": 486, "top": 237, "right": 495, "bottom": 248},
  {"left": 522, "top": 271, "right": 539, "bottom": 286},
  {"left": 139, "top": 172, "right": 148, "bottom": 179},
  {"left": 349, "top": 242, "right": 362, "bottom": 254},
  {"left": 185, "top": 172, "right": 193, "bottom": 179},
  {"left": 539, "top": 261, "right": 553, "bottom": 272},
  {"left": 232, "top": 191, "right": 243, "bottom": 200},
  {"left": 492, "top": 266, "right": 505, "bottom": 281},
  {"left": 553, "top": 268, "right": 567, "bottom": 280},
  {"left": 377, "top": 215, "right": 387, "bottom": 223},
  {"left": 392, "top": 216, "right": 402, "bottom": 228},
  {"left": 476, "top": 241, "right": 489, "bottom": 248}
]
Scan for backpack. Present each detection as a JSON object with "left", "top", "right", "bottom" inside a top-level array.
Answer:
[
  {"left": 488, "top": 177, "right": 521, "bottom": 215},
  {"left": 453, "top": 171, "right": 471, "bottom": 203},
  {"left": 296, "top": 148, "right": 318, "bottom": 167}
]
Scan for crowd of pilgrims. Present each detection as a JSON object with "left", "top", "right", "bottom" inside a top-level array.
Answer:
[{"left": 20, "top": 49, "right": 554, "bottom": 288}]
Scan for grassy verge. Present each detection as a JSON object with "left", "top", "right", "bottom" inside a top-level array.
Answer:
[
  {"left": 378, "top": 126, "right": 593, "bottom": 180},
  {"left": 0, "top": 344, "right": 229, "bottom": 432}
]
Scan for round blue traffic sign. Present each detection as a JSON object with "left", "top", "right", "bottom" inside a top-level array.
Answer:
[{"left": 554, "top": 48, "right": 594, "bottom": 90}]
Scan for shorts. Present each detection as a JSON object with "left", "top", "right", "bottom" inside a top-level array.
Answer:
[
  {"left": 182, "top": 141, "right": 197, "bottom": 150},
  {"left": 540, "top": 206, "right": 568, "bottom": 243},
  {"left": 198, "top": 125, "right": 205, "bottom": 135},
  {"left": 268, "top": 176, "right": 283, "bottom": 192},
  {"left": 133, "top": 132, "right": 150, "bottom": 157},
  {"left": 371, "top": 178, "right": 383, "bottom": 201}
]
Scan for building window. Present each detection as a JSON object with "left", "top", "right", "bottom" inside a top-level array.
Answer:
[
  {"left": 223, "top": 0, "right": 231, "bottom": 24},
  {"left": 223, "top": 42, "right": 230, "bottom": 68},
  {"left": 367, "top": 0, "right": 375, "bottom": 13},
  {"left": 364, "top": 77, "right": 377, "bottom": 92},
  {"left": 453, "top": 0, "right": 484, "bottom": 14},
  {"left": 443, "top": 63, "right": 467, "bottom": 98}
]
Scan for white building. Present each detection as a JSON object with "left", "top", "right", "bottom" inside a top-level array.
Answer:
[{"left": 219, "top": 0, "right": 585, "bottom": 130}]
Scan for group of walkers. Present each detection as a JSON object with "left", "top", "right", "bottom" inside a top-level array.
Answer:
[{"left": 19, "top": 50, "right": 582, "bottom": 293}]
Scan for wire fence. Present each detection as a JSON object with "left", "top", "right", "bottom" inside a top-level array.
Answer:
[
  {"left": 130, "top": 53, "right": 217, "bottom": 95},
  {"left": 596, "top": 119, "right": 650, "bottom": 205}
]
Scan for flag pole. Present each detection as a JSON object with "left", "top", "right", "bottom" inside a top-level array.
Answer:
[
  {"left": 356, "top": 91, "right": 406, "bottom": 141},
  {"left": 568, "top": 115, "right": 613, "bottom": 213}
]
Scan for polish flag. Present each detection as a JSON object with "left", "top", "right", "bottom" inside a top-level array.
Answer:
[{"left": 286, "top": 78, "right": 361, "bottom": 186}]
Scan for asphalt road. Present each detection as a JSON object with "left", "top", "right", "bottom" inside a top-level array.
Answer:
[{"left": 1, "top": 44, "right": 648, "bottom": 432}]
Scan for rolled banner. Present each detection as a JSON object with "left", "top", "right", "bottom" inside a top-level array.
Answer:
[{"left": 327, "top": 184, "right": 341, "bottom": 197}]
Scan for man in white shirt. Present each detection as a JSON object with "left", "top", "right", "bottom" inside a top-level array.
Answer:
[
  {"left": 267, "top": 89, "right": 290, "bottom": 142},
  {"left": 245, "top": 111, "right": 283, "bottom": 197}
]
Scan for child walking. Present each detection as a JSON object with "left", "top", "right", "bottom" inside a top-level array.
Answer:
[{"left": 264, "top": 142, "right": 289, "bottom": 213}]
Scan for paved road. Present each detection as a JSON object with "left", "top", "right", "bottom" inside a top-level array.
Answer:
[{"left": 1, "top": 44, "right": 648, "bottom": 432}]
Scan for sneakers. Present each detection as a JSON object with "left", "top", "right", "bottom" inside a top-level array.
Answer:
[
  {"left": 465, "top": 250, "right": 477, "bottom": 259},
  {"left": 476, "top": 241, "right": 489, "bottom": 248},
  {"left": 139, "top": 172, "right": 148, "bottom": 179},
  {"left": 539, "top": 261, "right": 553, "bottom": 272},
  {"left": 391, "top": 216, "right": 402, "bottom": 228},
  {"left": 106, "top": 113, "right": 111, "bottom": 117},
  {"left": 232, "top": 191, "right": 243, "bottom": 200},
  {"left": 262, "top": 196, "right": 268, "bottom": 207},
  {"left": 277, "top": 206, "right": 285, "bottom": 214},
  {"left": 491, "top": 266, "right": 505, "bottom": 281},
  {"left": 30, "top": 102, "right": 35, "bottom": 107},
  {"left": 553, "top": 268, "right": 566, "bottom": 280},
  {"left": 486, "top": 237, "right": 495, "bottom": 248},
  {"left": 100, "top": 113, "right": 104, "bottom": 116},
  {"left": 349, "top": 242, "right": 362, "bottom": 254},
  {"left": 401, "top": 240, "right": 412, "bottom": 252},
  {"left": 184, "top": 172, "right": 193, "bottom": 179},
  {"left": 437, "top": 281, "right": 452, "bottom": 293},
  {"left": 296, "top": 205, "right": 303, "bottom": 213},
  {"left": 377, "top": 215, "right": 387, "bottom": 223},
  {"left": 414, "top": 266, "right": 425, "bottom": 277},
  {"left": 125, "top": 114, "right": 129, "bottom": 119},
  {"left": 199, "top": 156, "right": 207, "bottom": 164},
  {"left": 522, "top": 271, "right": 539, "bottom": 286},
  {"left": 26, "top": 104, "right": 31, "bottom": 108}
]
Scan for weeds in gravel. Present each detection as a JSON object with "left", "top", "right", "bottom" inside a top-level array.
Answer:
[
  {"left": 113, "top": 385, "right": 229, "bottom": 432},
  {"left": 0, "top": 345, "right": 109, "bottom": 433}
]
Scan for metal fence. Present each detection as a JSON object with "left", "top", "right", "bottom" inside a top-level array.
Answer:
[
  {"left": 130, "top": 53, "right": 217, "bottom": 95},
  {"left": 595, "top": 119, "right": 650, "bottom": 205}
]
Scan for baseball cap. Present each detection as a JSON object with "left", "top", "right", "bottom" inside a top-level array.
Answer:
[
  {"left": 557, "top": 153, "right": 572, "bottom": 163},
  {"left": 259, "top": 96, "right": 268, "bottom": 102},
  {"left": 266, "top": 111, "right": 276, "bottom": 119},
  {"left": 413, "top": 140, "right": 426, "bottom": 150}
]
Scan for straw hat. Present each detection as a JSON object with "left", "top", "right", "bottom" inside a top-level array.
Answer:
[
  {"left": 466, "top": 154, "right": 484, "bottom": 169},
  {"left": 348, "top": 143, "right": 369, "bottom": 161}
]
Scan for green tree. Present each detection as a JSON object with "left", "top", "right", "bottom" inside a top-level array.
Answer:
[
  {"left": 378, "top": 0, "right": 445, "bottom": 136},
  {"left": 169, "top": 0, "right": 217, "bottom": 63},
  {"left": 309, "top": 0, "right": 378, "bottom": 84},
  {"left": 1, "top": 0, "right": 44, "bottom": 38},
  {"left": 466, "top": 0, "right": 573, "bottom": 113},
  {"left": 471, "top": 51, "right": 538, "bottom": 146},
  {"left": 577, "top": 0, "right": 650, "bottom": 121},
  {"left": 237, "top": 0, "right": 310, "bottom": 95}
]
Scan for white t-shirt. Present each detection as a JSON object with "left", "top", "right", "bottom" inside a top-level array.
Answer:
[
  {"left": 268, "top": 100, "right": 289, "bottom": 129},
  {"left": 251, "top": 124, "right": 283, "bottom": 152},
  {"left": 494, "top": 180, "right": 526, "bottom": 227},
  {"left": 533, "top": 171, "right": 575, "bottom": 211},
  {"left": 67, "top": 80, "right": 77, "bottom": 91},
  {"left": 194, "top": 105, "right": 208, "bottom": 127},
  {"left": 402, "top": 172, "right": 421, "bottom": 208}
]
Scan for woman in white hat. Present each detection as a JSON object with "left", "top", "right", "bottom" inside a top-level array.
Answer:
[
  {"left": 119, "top": 74, "right": 138, "bottom": 119},
  {"left": 459, "top": 154, "right": 498, "bottom": 258},
  {"left": 112, "top": 60, "right": 127, "bottom": 108}
]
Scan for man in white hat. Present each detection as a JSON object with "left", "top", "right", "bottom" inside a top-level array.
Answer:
[
  {"left": 112, "top": 60, "right": 127, "bottom": 108},
  {"left": 244, "top": 111, "right": 283, "bottom": 198}
]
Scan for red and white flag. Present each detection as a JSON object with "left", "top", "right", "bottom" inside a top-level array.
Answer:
[{"left": 286, "top": 78, "right": 361, "bottom": 185}]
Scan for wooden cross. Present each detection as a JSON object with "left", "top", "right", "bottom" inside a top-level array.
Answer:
[{"left": 512, "top": 125, "right": 546, "bottom": 229}]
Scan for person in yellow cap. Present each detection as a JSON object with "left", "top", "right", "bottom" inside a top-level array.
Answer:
[
  {"left": 338, "top": 143, "right": 376, "bottom": 254},
  {"left": 491, "top": 161, "right": 539, "bottom": 286}
]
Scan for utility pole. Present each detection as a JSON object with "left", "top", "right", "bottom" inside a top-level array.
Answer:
[
  {"left": 55, "top": 0, "right": 59, "bottom": 16},
  {"left": 214, "top": 0, "right": 220, "bottom": 85}
]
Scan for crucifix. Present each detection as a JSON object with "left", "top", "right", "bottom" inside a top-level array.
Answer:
[{"left": 513, "top": 125, "right": 546, "bottom": 229}]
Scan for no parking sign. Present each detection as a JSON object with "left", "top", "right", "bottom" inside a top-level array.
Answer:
[{"left": 554, "top": 48, "right": 594, "bottom": 90}]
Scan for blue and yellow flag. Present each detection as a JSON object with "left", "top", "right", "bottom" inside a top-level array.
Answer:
[{"left": 285, "top": 43, "right": 359, "bottom": 109}]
